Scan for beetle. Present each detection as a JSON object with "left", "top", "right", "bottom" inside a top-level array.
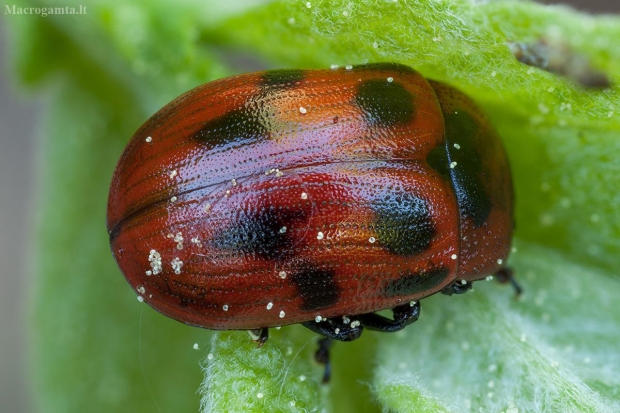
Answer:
[{"left": 107, "top": 63, "right": 518, "bottom": 382}]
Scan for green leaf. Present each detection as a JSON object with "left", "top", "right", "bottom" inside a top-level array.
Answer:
[{"left": 8, "top": 0, "right": 619, "bottom": 412}]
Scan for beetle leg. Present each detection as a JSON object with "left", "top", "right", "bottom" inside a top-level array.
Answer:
[
  {"left": 314, "top": 338, "right": 332, "bottom": 383},
  {"left": 494, "top": 267, "right": 523, "bottom": 297},
  {"left": 302, "top": 317, "right": 363, "bottom": 384},
  {"left": 357, "top": 300, "right": 421, "bottom": 333},
  {"left": 301, "top": 316, "right": 364, "bottom": 341},
  {"left": 440, "top": 279, "right": 473, "bottom": 296},
  {"left": 247, "top": 327, "right": 269, "bottom": 347}
]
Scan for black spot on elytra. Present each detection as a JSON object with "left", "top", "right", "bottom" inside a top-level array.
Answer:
[
  {"left": 192, "top": 108, "right": 268, "bottom": 147},
  {"left": 260, "top": 69, "right": 305, "bottom": 88},
  {"left": 426, "top": 142, "right": 450, "bottom": 179},
  {"left": 212, "top": 207, "right": 307, "bottom": 260},
  {"left": 384, "top": 267, "right": 450, "bottom": 297},
  {"left": 443, "top": 111, "right": 492, "bottom": 227},
  {"left": 355, "top": 80, "right": 415, "bottom": 127},
  {"left": 374, "top": 193, "right": 435, "bottom": 256},
  {"left": 290, "top": 268, "right": 340, "bottom": 311}
]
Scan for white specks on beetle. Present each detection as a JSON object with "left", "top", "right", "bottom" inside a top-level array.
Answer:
[
  {"left": 204, "top": 203, "right": 211, "bottom": 214},
  {"left": 207, "top": 353, "right": 214, "bottom": 360},
  {"left": 450, "top": 161, "right": 457, "bottom": 169},
  {"left": 223, "top": 304, "right": 229, "bottom": 311},
  {"left": 171, "top": 257, "right": 183, "bottom": 274},
  {"left": 137, "top": 296, "right": 144, "bottom": 302},
  {"left": 169, "top": 169, "right": 178, "bottom": 179},
  {"left": 231, "top": 178, "right": 237, "bottom": 186},
  {"left": 334, "top": 328, "right": 340, "bottom": 334},
  {"left": 145, "top": 136, "right": 153, "bottom": 143},
  {"left": 330, "top": 64, "right": 339, "bottom": 70},
  {"left": 409, "top": 300, "right": 417, "bottom": 307},
  {"left": 453, "top": 143, "right": 460, "bottom": 149},
  {"left": 342, "top": 315, "right": 350, "bottom": 324},
  {"left": 387, "top": 77, "right": 393, "bottom": 83},
  {"left": 275, "top": 326, "right": 281, "bottom": 330},
  {"left": 368, "top": 236, "right": 376, "bottom": 243},
  {"left": 193, "top": 343, "right": 199, "bottom": 350},
  {"left": 266, "top": 302, "right": 273, "bottom": 310},
  {"left": 137, "top": 285, "right": 146, "bottom": 294},
  {"left": 486, "top": 275, "right": 494, "bottom": 281},
  {"left": 279, "top": 310, "right": 286, "bottom": 318},
  {"left": 225, "top": 190, "right": 231, "bottom": 197},
  {"left": 279, "top": 271, "right": 287, "bottom": 279},
  {"left": 191, "top": 237, "right": 202, "bottom": 247},
  {"left": 301, "top": 192, "right": 308, "bottom": 200},
  {"left": 279, "top": 226, "right": 287, "bottom": 234},
  {"left": 170, "top": 196, "right": 177, "bottom": 203},
  {"left": 168, "top": 232, "right": 184, "bottom": 249},
  {"left": 345, "top": 64, "right": 353, "bottom": 70},
  {"left": 317, "top": 231, "right": 324, "bottom": 240},
  {"left": 265, "top": 168, "right": 284, "bottom": 177},
  {"left": 451, "top": 254, "right": 457, "bottom": 260},
  {"left": 350, "top": 320, "right": 361, "bottom": 328},
  {"left": 315, "top": 315, "right": 323, "bottom": 323},
  {"left": 299, "top": 106, "right": 307, "bottom": 114},
  {"left": 460, "top": 279, "right": 467, "bottom": 285},
  {"left": 145, "top": 270, "right": 152, "bottom": 276},
  {"left": 497, "top": 259, "right": 503, "bottom": 265},
  {"left": 148, "top": 250, "right": 162, "bottom": 275}
]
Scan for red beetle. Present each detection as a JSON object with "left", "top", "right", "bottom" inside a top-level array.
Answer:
[{"left": 107, "top": 63, "right": 517, "bottom": 381}]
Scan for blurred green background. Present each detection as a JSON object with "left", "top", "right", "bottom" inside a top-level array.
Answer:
[{"left": 0, "top": 1, "right": 618, "bottom": 412}]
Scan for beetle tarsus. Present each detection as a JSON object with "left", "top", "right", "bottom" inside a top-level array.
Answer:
[
  {"left": 494, "top": 267, "right": 522, "bottom": 297},
  {"left": 301, "top": 316, "right": 364, "bottom": 341},
  {"left": 357, "top": 300, "right": 421, "bottom": 332}
]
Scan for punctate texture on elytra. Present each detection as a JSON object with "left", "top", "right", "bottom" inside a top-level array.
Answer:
[{"left": 107, "top": 63, "right": 513, "bottom": 331}]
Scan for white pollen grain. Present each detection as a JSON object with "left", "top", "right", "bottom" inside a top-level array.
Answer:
[
  {"left": 279, "top": 226, "right": 287, "bottom": 234},
  {"left": 223, "top": 304, "right": 229, "bottom": 311},
  {"left": 451, "top": 254, "right": 457, "bottom": 260},
  {"left": 343, "top": 10, "right": 349, "bottom": 17},
  {"left": 409, "top": 300, "right": 417, "bottom": 307},
  {"left": 317, "top": 231, "right": 324, "bottom": 240},
  {"left": 193, "top": 343, "right": 199, "bottom": 350},
  {"left": 299, "top": 106, "right": 307, "bottom": 114},
  {"left": 334, "top": 328, "right": 340, "bottom": 334},
  {"left": 279, "top": 310, "right": 286, "bottom": 318},
  {"left": 387, "top": 76, "right": 393, "bottom": 82},
  {"left": 345, "top": 65, "right": 353, "bottom": 70},
  {"left": 305, "top": 2, "right": 311, "bottom": 9},
  {"left": 342, "top": 315, "right": 350, "bottom": 324},
  {"left": 171, "top": 257, "right": 183, "bottom": 274},
  {"left": 145, "top": 270, "right": 152, "bottom": 276},
  {"left": 450, "top": 161, "right": 457, "bottom": 169},
  {"left": 204, "top": 203, "right": 211, "bottom": 213},
  {"left": 169, "top": 170, "right": 178, "bottom": 179},
  {"left": 454, "top": 143, "right": 461, "bottom": 149},
  {"left": 497, "top": 259, "right": 503, "bottom": 265},
  {"left": 486, "top": 275, "right": 494, "bottom": 281},
  {"left": 315, "top": 315, "right": 322, "bottom": 323},
  {"left": 137, "top": 296, "right": 144, "bottom": 302},
  {"left": 148, "top": 250, "right": 162, "bottom": 275},
  {"left": 301, "top": 192, "right": 308, "bottom": 200},
  {"left": 207, "top": 353, "right": 214, "bottom": 360},
  {"left": 266, "top": 302, "right": 273, "bottom": 310},
  {"left": 137, "top": 285, "right": 146, "bottom": 294},
  {"left": 225, "top": 190, "right": 231, "bottom": 197},
  {"left": 299, "top": 375, "right": 306, "bottom": 381},
  {"left": 279, "top": 271, "right": 287, "bottom": 279},
  {"left": 257, "top": 392, "right": 264, "bottom": 399},
  {"left": 289, "top": 401, "right": 296, "bottom": 407},
  {"left": 350, "top": 320, "right": 361, "bottom": 328},
  {"left": 368, "top": 236, "right": 376, "bottom": 243},
  {"left": 231, "top": 178, "right": 237, "bottom": 186},
  {"left": 460, "top": 279, "right": 467, "bottom": 285},
  {"left": 170, "top": 196, "right": 177, "bottom": 202},
  {"left": 145, "top": 136, "right": 153, "bottom": 143}
]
